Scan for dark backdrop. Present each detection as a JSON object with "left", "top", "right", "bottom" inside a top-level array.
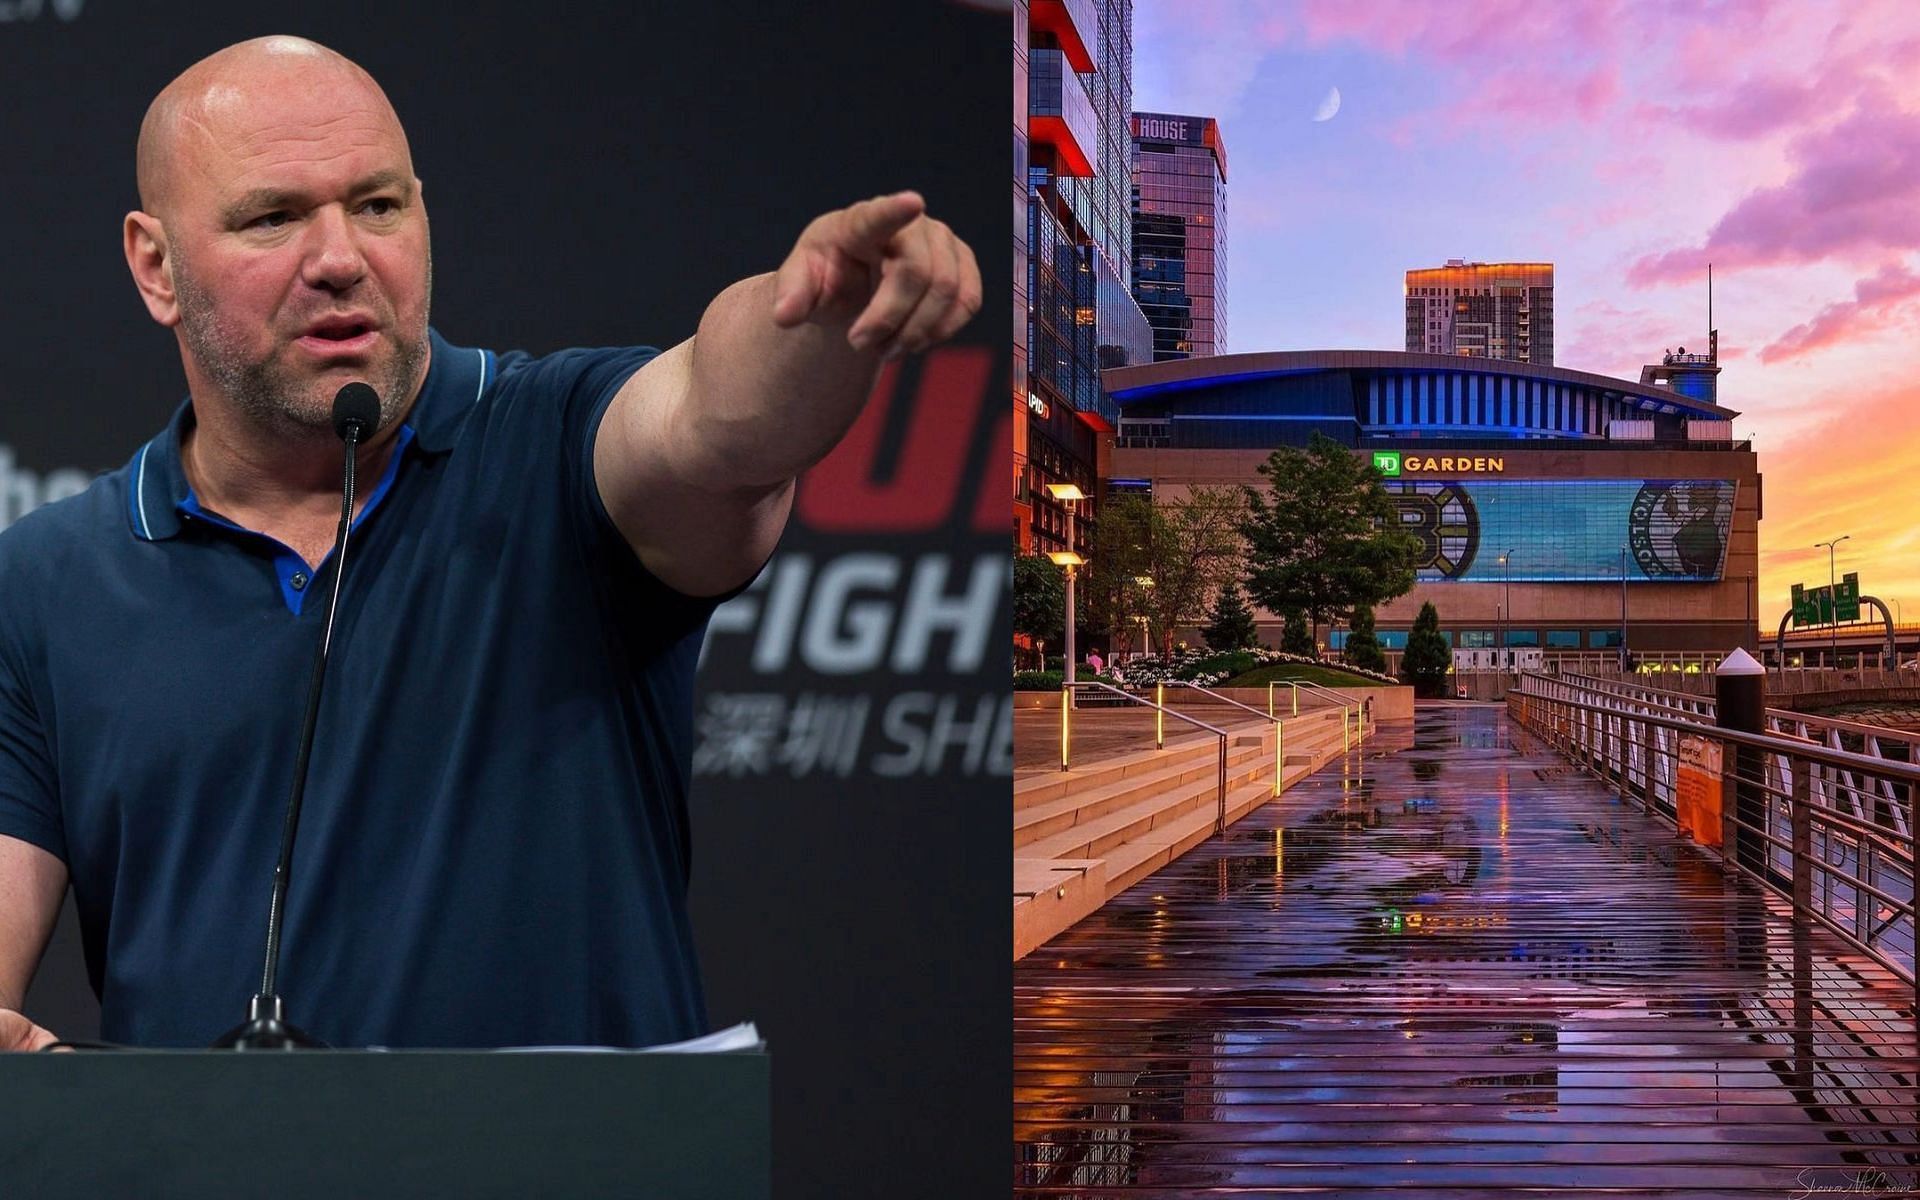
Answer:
[{"left": 0, "top": 3, "right": 1008, "bottom": 1195}]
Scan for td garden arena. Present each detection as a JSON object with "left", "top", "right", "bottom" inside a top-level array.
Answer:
[{"left": 1102, "top": 348, "right": 1759, "bottom": 670}]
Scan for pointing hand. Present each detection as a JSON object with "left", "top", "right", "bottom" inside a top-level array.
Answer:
[{"left": 771, "top": 191, "right": 982, "bottom": 361}]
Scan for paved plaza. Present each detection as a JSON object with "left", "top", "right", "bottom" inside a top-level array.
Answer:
[{"left": 1015, "top": 705, "right": 1918, "bottom": 1197}]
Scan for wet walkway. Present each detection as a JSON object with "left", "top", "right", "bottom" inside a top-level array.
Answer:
[{"left": 1014, "top": 706, "right": 1919, "bottom": 1198}]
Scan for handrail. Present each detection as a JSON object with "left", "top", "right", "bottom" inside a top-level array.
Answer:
[
  {"left": 1289, "top": 678, "right": 1371, "bottom": 752},
  {"left": 1768, "top": 708, "right": 1920, "bottom": 750},
  {"left": 1265, "top": 678, "right": 1353, "bottom": 717},
  {"left": 1061, "top": 682, "right": 1231, "bottom": 833},
  {"left": 1539, "top": 671, "right": 1919, "bottom": 847},
  {"left": 1160, "top": 681, "right": 1285, "bottom": 800},
  {"left": 1559, "top": 671, "right": 1716, "bottom": 710},
  {"left": 1160, "top": 680, "right": 1276, "bottom": 725},
  {"left": 1563, "top": 670, "right": 1920, "bottom": 749},
  {"left": 1514, "top": 675, "right": 1920, "bottom": 779},
  {"left": 1558, "top": 669, "right": 1699, "bottom": 697},
  {"left": 1553, "top": 672, "right": 1716, "bottom": 720},
  {"left": 1510, "top": 676, "right": 1919, "bottom": 998}
]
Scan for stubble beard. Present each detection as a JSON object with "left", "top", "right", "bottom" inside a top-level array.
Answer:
[{"left": 172, "top": 249, "right": 432, "bottom": 440}]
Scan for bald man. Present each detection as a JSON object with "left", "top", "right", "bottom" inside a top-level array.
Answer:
[{"left": 0, "top": 36, "right": 978, "bottom": 1050}]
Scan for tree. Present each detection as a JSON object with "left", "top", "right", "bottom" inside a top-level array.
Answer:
[
  {"left": 1241, "top": 432, "right": 1422, "bottom": 652},
  {"left": 1345, "top": 603, "right": 1388, "bottom": 674},
  {"left": 1202, "top": 580, "right": 1258, "bottom": 652},
  {"left": 1013, "top": 554, "right": 1065, "bottom": 669},
  {"left": 1084, "top": 489, "right": 1243, "bottom": 658},
  {"left": 1402, "top": 601, "right": 1451, "bottom": 698},
  {"left": 1280, "top": 608, "right": 1314, "bottom": 657},
  {"left": 1080, "top": 496, "right": 1153, "bottom": 658}
]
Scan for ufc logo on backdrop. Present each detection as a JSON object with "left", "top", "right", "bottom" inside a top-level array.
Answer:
[{"left": 795, "top": 345, "right": 1005, "bottom": 535}]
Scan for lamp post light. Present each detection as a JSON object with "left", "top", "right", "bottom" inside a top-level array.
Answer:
[
  {"left": 1814, "top": 534, "right": 1850, "bottom": 669},
  {"left": 1045, "top": 483, "right": 1089, "bottom": 696}
]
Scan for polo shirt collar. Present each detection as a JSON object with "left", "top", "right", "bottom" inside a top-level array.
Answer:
[{"left": 127, "top": 327, "right": 487, "bottom": 543}]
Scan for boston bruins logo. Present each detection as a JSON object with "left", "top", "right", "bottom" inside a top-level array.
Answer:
[
  {"left": 1628, "top": 481, "right": 1735, "bottom": 579},
  {"left": 1388, "top": 482, "right": 1480, "bottom": 579}
]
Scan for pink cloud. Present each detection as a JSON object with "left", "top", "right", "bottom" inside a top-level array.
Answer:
[
  {"left": 1757, "top": 261, "right": 1920, "bottom": 361},
  {"left": 1644, "top": 77, "right": 1821, "bottom": 140},
  {"left": 1295, "top": 0, "right": 1627, "bottom": 64},
  {"left": 1628, "top": 89, "right": 1920, "bottom": 286},
  {"left": 1463, "top": 65, "right": 1618, "bottom": 124}
]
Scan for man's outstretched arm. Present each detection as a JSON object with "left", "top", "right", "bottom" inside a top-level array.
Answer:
[
  {"left": 0, "top": 835, "right": 66, "bottom": 1050},
  {"left": 593, "top": 192, "right": 981, "bottom": 597}
]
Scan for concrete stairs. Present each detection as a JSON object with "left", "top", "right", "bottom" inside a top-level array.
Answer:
[{"left": 1013, "top": 705, "right": 1361, "bottom": 960}]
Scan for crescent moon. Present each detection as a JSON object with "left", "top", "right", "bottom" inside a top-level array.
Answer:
[{"left": 1313, "top": 86, "right": 1341, "bottom": 122}]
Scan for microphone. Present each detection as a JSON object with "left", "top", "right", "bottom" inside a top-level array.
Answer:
[
  {"left": 213, "top": 382, "right": 382, "bottom": 1050},
  {"left": 332, "top": 380, "right": 380, "bottom": 442}
]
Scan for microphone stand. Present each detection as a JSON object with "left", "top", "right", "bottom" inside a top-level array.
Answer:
[{"left": 213, "top": 387, "right": 378, "bottom": 1050}]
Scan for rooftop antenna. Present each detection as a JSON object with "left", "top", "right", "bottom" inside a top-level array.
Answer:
[{"left": 1707, "top": 262, "right": 1717, "bottom": 362}]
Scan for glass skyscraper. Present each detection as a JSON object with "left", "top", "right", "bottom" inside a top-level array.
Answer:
[
  {"left": 1016, "top": 0, "right": 1154, "bottom": 556},
  {"left": 1130, "top": 111, "right": 1227, "bottom": 361}
]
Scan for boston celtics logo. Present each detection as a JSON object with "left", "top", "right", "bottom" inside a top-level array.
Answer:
[{"left": 1628, "top": 481, "right": 1736, "bottom": 579}]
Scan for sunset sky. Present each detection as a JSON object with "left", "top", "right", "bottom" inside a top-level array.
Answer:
[{"left": 1133, "top": 0, "right": 1920, "bottom": 626}]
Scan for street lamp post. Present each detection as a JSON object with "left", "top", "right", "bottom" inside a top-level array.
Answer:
[
  {"left": 1743, "top": 572, "right": 1752, "bottom": 652},
  {"left": 1499, "top": 549, "right": 1514, "bottom": 672},
  {"left": 1046, "top": 483, "right": 1089, "bottom": 696},
  {"left": 1133, "top": 575, "right": 1155, "bottom": 660},
  {"left": 1814, "top": 534, "right": 1850, "bottom": 670},
  {"left": 1619, "top": 544, "right": 1629, "bottom": 674}
]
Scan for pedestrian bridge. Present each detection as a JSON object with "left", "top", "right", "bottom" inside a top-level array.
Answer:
[{"left": 1014, "top": 692, "right": 1918, "bottom": 1196}]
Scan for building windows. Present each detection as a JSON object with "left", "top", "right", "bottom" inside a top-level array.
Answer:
[
  {"left": 1459, "top": 630, "right": 1496, "bottom": 648},
  {"left": 1589, "top": 629, "right": 1623, "bottom": 648},
  {"left": 1545, "top": 630, "right": 1581, "bottom": 648},
  {"left": 1504, "top": 629, "right": 1540, "bottom": 647}
]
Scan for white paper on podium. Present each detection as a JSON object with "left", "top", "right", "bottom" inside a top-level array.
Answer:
[{"left": 493, "top": 1020, "right": 763, "bottom": 1054}]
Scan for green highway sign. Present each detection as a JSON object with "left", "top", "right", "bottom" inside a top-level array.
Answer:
[
  {"left": 1836, "top": 571, "right": 1861, "bottom": 621},
  {"left": 1791, "top": 573, "right": 1863, "bottom": 626}
]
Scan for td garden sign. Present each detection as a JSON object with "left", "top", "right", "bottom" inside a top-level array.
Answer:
[{"left": 1371, "top": 451, "right": 1505, "bottom": 476}]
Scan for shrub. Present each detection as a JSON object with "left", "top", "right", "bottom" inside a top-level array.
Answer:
[{"left": 1401, "top": 601, "right": 1452, "bottom": 698}]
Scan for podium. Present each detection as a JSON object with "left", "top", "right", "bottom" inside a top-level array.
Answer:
[{"left": 0, "top": 1048, "right": 768, "bottom": 1198}]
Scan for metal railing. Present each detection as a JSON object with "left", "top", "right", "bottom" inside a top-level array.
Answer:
[
  {"left": 1269, "top": 678, "right": 1371, "bottom": 754},
  {"left": 1555, "top": 671, "right": 1717, "bottom": 720},
  {"left": 1560, "top": 671, "right": 1920, "bottom": 821},
  {"left": 1160, "top": 681, "right": 1283, "bottom": 801},
  {"left": 1061, "top": 681, "right": 1230, "bottom": 832},
  {"left": 1511, "top": 674, "right": 1919, "bottom": 999}
]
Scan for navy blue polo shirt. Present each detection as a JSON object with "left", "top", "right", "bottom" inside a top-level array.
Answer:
[{"left": 0, "top": 330, "right": 730, "bottom": 1048}]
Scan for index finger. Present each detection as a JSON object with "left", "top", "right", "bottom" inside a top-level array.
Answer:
[{"left": 836, "top": 191, "right": 926, "bottom": 257}]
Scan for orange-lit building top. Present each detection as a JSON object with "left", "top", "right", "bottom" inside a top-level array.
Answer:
[
  {"left": 1405, "top": 260, "right": 1554, "bottom": 365},
  {"left": 1404, "top": 262, "right": 1555, "bottom": 291}
]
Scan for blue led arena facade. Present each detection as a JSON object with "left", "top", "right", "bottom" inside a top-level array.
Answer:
[{"left": 1102, "top": 350, "right": 1763, "bottom": 659}]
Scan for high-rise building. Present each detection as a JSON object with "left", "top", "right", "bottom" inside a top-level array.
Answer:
[
  {"left": 1015, "top": 0, "right": 1154, "bottom": 556},
  {"left": 1405, "top": 260, "right": 1553, "bottom": 365},
  {"left": 1130, "top": 111, "right": 1227, "bottom": 361}
]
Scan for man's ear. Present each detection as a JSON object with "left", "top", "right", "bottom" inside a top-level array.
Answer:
[{"left": 123, "top": 211, "right": 180, "bottom": 328}]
